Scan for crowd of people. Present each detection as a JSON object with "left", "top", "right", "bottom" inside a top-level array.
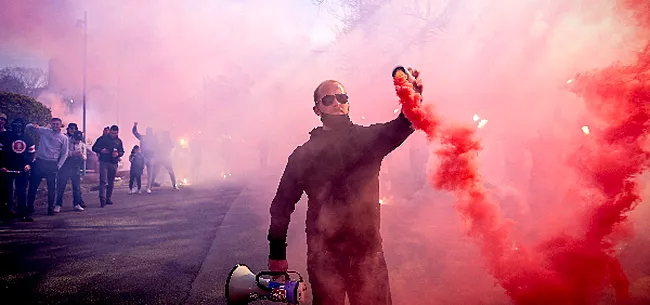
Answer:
[{"left": 0, "top": 114, "right": 180, "bottom": 223}]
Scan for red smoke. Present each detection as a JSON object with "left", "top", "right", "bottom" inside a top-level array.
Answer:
[
  {"left": 392, "top": 7, "right": 650, "bottom": 299},
  {"left": 393, "top": 77, "right": 439, "bottom": 140}
]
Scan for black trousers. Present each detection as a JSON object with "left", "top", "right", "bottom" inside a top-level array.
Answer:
[
  {"left": 99, "top": 161, "right": 118, "bottom": 204},
  {"left": 3, "top": 171, "right": 28, "bottom": 217},
  {"left": 129, "top": 172, "right": 142, "bottom": 190},
  {"left": 27, "top": 159, "right": 58, "bottom": 215},
  {"left": 307, "top": 242, "right": 392, "bottom": 305}
]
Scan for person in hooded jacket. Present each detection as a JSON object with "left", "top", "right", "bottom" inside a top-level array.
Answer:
[
  {"left": 267, "top": 68, "right": 423, "bottom": 305},
  {"left": 0, "top": 118, "right": 36, "bottom": 222}
]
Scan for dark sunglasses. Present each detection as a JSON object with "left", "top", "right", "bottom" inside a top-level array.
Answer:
[{"left": 319, "top": 94, "right": 349, "bottom": 106}]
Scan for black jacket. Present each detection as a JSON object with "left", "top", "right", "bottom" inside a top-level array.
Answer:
[
  {"left": 92, "top": 135, "right": 125, "bottom": 164},
  {"left": 0, "top": 131, "right": 36, "bottom": 171},
  {"left": 268, "top": 113, "right": 414, "bottom": 260},
  {"left": 129, "top": 152, "right": 145, "bottom": 174}
]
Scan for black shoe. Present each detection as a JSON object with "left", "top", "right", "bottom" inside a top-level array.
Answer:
[
  {"left": 47, "top": 211, "right": 55, "bottom": 216},
  {"left": 19, "top": 216, "right": 34, "bottom": 222},
  {"left": 106, "top": 201, "right": 113, "bottom": 205}
]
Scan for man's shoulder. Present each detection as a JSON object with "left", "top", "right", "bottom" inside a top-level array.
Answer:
[
  {"left": 56, "top": 132, "right": 68, "bottom": 141},
  {"left": 288, "top": 142, "right": 311, "bottom": 163}
]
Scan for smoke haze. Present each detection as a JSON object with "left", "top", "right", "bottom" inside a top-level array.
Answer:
[{"left": 2, "top": 0, "right": 650, "bottom": 304}]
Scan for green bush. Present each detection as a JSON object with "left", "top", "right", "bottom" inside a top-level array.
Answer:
[{"left": 0, "top": 91, "right": 52, "bottom": 125}]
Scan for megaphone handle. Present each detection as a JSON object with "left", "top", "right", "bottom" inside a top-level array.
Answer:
[
  {"left": 256, "top": 271, "right": 290, "bottom": 291},
  {"left": 286, "top": 271, "right": 304, "bottom": 282}
]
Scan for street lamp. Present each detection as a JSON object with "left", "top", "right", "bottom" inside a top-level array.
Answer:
[{"left": 80, "top": 11, "right": 88, "bottom": 175}]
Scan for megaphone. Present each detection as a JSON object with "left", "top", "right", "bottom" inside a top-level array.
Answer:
[{"left": 225, "top": 264, "right": 304, "bottom": 304}]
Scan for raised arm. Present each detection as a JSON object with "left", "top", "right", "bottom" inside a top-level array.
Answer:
[
  {"left": 369, "top": 112, "right": 415, "bottom": 157},
  {"left": 132, "top": 123, "right": 142, "bottom": 140},
  {"left": 25, "top": 123, "right": 47, "bottom": 135}
]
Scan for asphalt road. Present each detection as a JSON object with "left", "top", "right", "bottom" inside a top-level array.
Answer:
[
  {"left": 1, "top": 171, "right": 649, "bottom": 305},
  {"left": 0, "top": 176, "right": 245, "bottom": 305}
]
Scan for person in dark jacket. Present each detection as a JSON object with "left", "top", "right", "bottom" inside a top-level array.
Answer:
[
  {"left": 0, "top": 118, "right": 36, "bottom": 222},
  {"left": 128, "top": 145, "right": 145, "bottom": 194},
  {"left": 92, "top": 125, "right": 124, "bottom": 207},
  {"left": 267, "top": 68, "right": 423, "bottom": 305}
]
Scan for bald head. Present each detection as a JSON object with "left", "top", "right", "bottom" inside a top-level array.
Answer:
[
  {"left": 313, "top": 80, "right": 345, "bottom": 103},
  {"left": 312, "top": 79, "right": 350, "bottom": 117}
]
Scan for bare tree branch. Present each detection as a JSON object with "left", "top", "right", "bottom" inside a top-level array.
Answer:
[
  {"left": 322, "top": 0, "right": 391, "bottom": 35},
  {"left": 0, "top": 66, "right": 49, "bottom": 97}
]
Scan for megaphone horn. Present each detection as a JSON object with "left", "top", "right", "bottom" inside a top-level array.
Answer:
[
  {"left": 226, "top": 264, "right": 265, "bottom": 305},
  {"left": 225, "top": 264, "right": 304, "bottom": 305}
]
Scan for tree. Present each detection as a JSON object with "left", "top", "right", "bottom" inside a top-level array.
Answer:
[
  {"left": 0, "top": 91, "right": 52, "bottom": 125},
  {"left": 0, "top": 74, "right": 28, "bottom": 96},
  {"left": 0, "top": 67, "right": 49, "bottom": 98}
]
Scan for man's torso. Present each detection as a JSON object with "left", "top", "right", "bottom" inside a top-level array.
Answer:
[
  {"left": 295, "top": 125, "right": 388, "bottom": 253},
  {"left": 37, "top": 130, "right": 66, "bottom": 161},
  {"left": 1, "top": 133, "right": 34, "bottom": 170},
  {"left": 97, "top": 136, "right": 122, "bottom": 163}
]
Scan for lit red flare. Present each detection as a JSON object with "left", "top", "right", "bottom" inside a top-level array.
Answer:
[{"left": 393, "top": 72, "right": 440, "bottom": 140}]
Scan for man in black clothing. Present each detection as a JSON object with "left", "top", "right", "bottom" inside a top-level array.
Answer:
[
  {"left": 92, "top": 125, "right": 124, "bottom": 207},
  {"left": 0, "top": 118, "right": 36, "bottom": 222},
  {"left": 267, "top": 68, "right": 423, "bottom": 305}
]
